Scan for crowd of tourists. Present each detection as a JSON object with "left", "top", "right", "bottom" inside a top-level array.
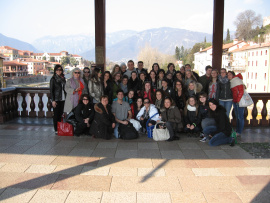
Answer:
[{"left": 50, "top": 60, "right": 246, "bottom": 146}]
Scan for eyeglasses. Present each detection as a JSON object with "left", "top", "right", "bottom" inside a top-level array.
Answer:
[
  {"left": 74, "top": 72, "right": 80, "bottom": 74},
  {"left": 84, "top": 71, "right": 90, "bottom": 73}
]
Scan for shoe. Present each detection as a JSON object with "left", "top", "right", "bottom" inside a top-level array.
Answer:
[
  {"left": 230, "top": 138, "right": 235, "bottom": 147},
  {"left": 199, "top": 132, "right": 204, "bottom": 138},
  {"left": 167, "top": 137, "right": 174, "bottom": 142},
  {"left": 173, "top": 136, "right": 180, "bottom": 140},
  {"left": 200, "top": 137, "right": 207, "bottom": 142},
  {"left": 74, "top": 134, "right": 80, "bottom": 137},
  {"left": 55, "top": 131, "right": 58, "bottom": 135}
]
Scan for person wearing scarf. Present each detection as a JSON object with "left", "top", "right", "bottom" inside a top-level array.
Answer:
[
  {"left": 50, "top": 65, "right": 66, "bottom": 134},
  {"left": 64, "top": 68, "right": 87, "bottom": 113}
]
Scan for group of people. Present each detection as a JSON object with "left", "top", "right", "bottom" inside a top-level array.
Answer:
[{"left": 50, "top": 60, "right": 245, "bottom": 146}]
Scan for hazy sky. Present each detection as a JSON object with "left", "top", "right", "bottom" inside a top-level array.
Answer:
[{"left": 1, "top": 0, "right": 269, "bottom": 43}]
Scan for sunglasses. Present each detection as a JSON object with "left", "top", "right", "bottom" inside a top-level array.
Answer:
[{"left": 74, "top": 72, "right": 80, "bottom": 74}]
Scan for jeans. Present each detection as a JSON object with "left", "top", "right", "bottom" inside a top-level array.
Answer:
[
  {"left": 114, "top": 123, "right": 120, "bottom": 138},
  {"left": 209, "top": 132, "right": 232, "bottom": 146},
  {"left": 201, "top": 118, "right": 216, "bottom": 129},
  {"left": 203, "top": 125, "right": 217, "bottom": 137},
  {"left": 233, "top": 102, "right": 245, "bottom": 134},
  {"left": 219, "top": 100, "right": 233, "bottom": 118},
  {"left": 165, "top": 121, "right": 175, "bottom": 138}
]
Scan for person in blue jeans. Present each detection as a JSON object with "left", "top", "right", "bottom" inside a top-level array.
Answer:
[{"left": 202, "top": 98, "right": 235, "bottom": 146}]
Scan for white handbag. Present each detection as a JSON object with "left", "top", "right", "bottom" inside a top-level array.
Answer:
[
  {"left": 129, "top": 119, "right": 141, "bottom": 131},
  {"left": 239, "top": 90, "right": 253, "bottom": 107},
  {"left": 152, "top": 122, "right": 170, "bottom": 141}
]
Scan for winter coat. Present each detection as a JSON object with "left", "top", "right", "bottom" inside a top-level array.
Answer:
[
  {"left": 183, "top": 105, "right": 200, "bottom": 126},
  {"left": 216, "top": 78, "right": 233, "bottom": 100},
  {"left": 136, "top": 104, "right": 159, "bottom": 121},
  {"left": 74, "top": 103, "right": 95, "bottom": 124},
  {"left": 210, "top": 105, "right": 232, "bottom": 137},
  {"left": 230, "top": 73, "right": 244, "bottom": 103},
  {"left": 90, "top": 103, "right": 115, "bottom": 139},
  {"left": 174, "top": 91, "right": 186, "bottom": 110},
  {"left": 198, "top": 75, "right": 211, "bottom": 94},
  {"left": 162, "top": 86, "right": 175, "bottom": 99},
  {"left": 198, "top": 104, "right": 210, "bottom": 122},
  {"left": 112, "top": 81, "right": 121, "bottom": 99},
  {"left": 128, "top": 78, "right": 139, "bottom": 93},
  {"left": 88, "top": 78, "right": 103, "bottom": 103},
  {"left": 50, "top": 75, "right": 66, "bottom": 102},
  {"left": 160, "top": 105, "right": 183, "bottom": 132},
  {"left": 103, "top": 80, "right": 113, "bottom": 104}
]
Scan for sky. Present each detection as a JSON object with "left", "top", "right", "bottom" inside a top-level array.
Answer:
[{"left": 0, "top": 0, "right": 269, "bottom": 43}]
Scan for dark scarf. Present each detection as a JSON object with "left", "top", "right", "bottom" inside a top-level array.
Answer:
[{"left": 55, "top": 74, "right": 65, "bottom": 85}]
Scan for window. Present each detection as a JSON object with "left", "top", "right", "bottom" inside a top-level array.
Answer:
[
  {"left": 251, "top": 84, "right": 253, "bottom": 89},
  {"left": 265, "top": 73, "right": 267, "bottom": 80},
  {"left": 256, "top": 51, "right": 258, "bottom": 56},
  {"left": 248, "top": 52, "right": 250, "bottom": 56},
  {"left": 266, "top": 50, "right": 268, "bottom": 55},
  {"left": 255, "top": 84, "right": 256, "bottom": 90},
  {"left": 256, "top": 61, "right": 258, "bottom": 66},
  {"left": 252, "top": 52, "right": 254, "bottom": 56},
  {"left": 252, "top": 61, "right": 253, "bottom": 66},
  {"left": 248, "top": 61, "right": 250, "bottom": 66},
  {"left": 255, "top": 73, "right": 257, "bottom": 79},
  {"left": 266, "top": 60, "right": 268, "bottom": 66},
  {"left": 248, "top": 72, "right": 249, "bottom": 79},
  {"left": 261, "top": 51, "right": 263, "bottom": 55},
  {"left": 264, "top": 86, "right": 266, "bottom": 91},
  {"left": 251, "top": 72, "right": 253, "bottom": 79},
  {"left": 247, "top": 83, "right": 249, "bottom": 88}
]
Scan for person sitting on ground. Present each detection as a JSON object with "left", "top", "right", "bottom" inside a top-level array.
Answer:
[
  {"left": 90, "top": 95, "right": 115, "bottom": 140},
  {"left": 202, "top": 98, "right": 235, "bottom": 146},
  {"left": 159, "top": 97, "right": 183, "bottom": 141},
  {"left": 74, "top": 94, "right": 95, "bottom": 137},
  {"left": 136, "top": 97, "right": 159, "bottom": 133},
  {"left": 111, "top": 89, "right": 132, "bottom": 138},
  {"left": 183, "top": 96, "right": 201, "bottom": 135},
  {"left": 131, "top": 97, "right": 143, "bottom": 119}
]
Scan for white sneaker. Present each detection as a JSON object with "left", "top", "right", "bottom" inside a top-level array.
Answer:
[{"left": 200, "top": 137, "right": 207, "bottom": 142}]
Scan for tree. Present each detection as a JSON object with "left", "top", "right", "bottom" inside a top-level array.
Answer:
[
  {"left": 70, "top": 57, "right": 78, "bottom": 67},
  {"left": 61, "top": 56, "right": 70, "bottom": 67},
  {"left": 204, "top": 36, "right": 207, "bottom": 43},
  {"left": 234, "top": 10, "right": 262, "bottom": 41},
  {"left": 50, "top": 57, "right": 55, "bottom": 62},
  {"left": 42, "top": 56, "right": 46, "bottom": 60},
  {"left": 226, "top": 28, "right": 230, "bottom": 42},
  {"left": 175, "top": 46, "right": 180, "bottom": 60}
]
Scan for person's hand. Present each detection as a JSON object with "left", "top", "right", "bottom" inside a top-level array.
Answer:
[
  {"left": 190, "top": 125, "right": 194, "bottom": 130},
  {"left": 122, "top": 120, "right": 128, "bottom": 125},
  {"left": 187, "top": 124, "right": 190, "bottom": 128},
  {"left": 148, "top": 123, "right": 152, "bottom": 126},
  {"left": 52, "top": 101, "right": 57, "bottom": 108},
  {"left": 140, "top": 117, "right": 144, "bottom": 121},
  {"left": 112, "top": 123, "right": 116, "bottom": 128},
  {"left": 157, "top": 120, "right": 161, "bottom": 123},
  {"left": 84, "top": 118, "right": 89, "bottom": 124},
  {"left": 209, "top": 134, "right": 212, "bottom": 138},
  {"left": 75, "top": 87, "right": 81, "bottom": 92}
]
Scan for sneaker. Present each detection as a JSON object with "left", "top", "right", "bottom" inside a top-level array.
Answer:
[
  {"left": 199, "top": 132, "right": 205, "bottom": 138},
  {"left": 230, "top": 138, "right": 235, "bottom": 147},
  {"left": 200, "top": 137, "right": 207, "bottom": 142}
]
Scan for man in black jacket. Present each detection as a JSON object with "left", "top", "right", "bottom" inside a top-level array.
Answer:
[{"left": 198, "top": 65, "right": 212, "bottom": 94}]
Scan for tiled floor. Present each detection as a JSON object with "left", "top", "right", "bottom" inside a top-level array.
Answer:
[{"left": 0, "top": 120, "right": 269, "bottom": 202}]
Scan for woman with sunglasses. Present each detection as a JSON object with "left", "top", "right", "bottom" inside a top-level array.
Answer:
[
  {"left": 74, "top": 94, "right": 95, "bottom": 137},
  {"left": 89, "top": 67, "right": 103, "bottom": 103},
  {"left": 50, "top": 64, "right": 66, "bottom": 134},
  {"left": 64, "top": 68, "right": 87, "bottom": 113}
]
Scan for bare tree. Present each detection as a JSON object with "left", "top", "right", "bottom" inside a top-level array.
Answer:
[{"left": 234, "top": 10, "right": 262, "bottom": 41}]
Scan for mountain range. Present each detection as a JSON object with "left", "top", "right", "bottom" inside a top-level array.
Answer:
[{"left": 1, "top": 27, "right": 213, "bottom": 61}]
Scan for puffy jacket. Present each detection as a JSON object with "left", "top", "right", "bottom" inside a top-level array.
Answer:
[
  {"left": 136, "top": 104, "right": 159, "bottom": 121},
  {"left": 160, "top": 105, "right": 183, "bottom": 132},
  {"left": 230, "top": 73, "right": 244, "bottom": 103}
]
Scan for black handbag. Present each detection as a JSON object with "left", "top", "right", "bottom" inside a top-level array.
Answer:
[{"left": 118, "top": 121, "right": 138, "bottom": 140}]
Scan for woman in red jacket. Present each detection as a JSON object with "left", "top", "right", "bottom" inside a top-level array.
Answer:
[{"left": 228, "top": 71, "right": 244, "bottom": 136}]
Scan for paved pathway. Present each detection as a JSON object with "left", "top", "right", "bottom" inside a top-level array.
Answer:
[{"left": 0, "top": 123, "right": 269, "bottom": 202}]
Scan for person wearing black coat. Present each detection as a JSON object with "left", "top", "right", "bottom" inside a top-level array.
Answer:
[
  {"left": 74, "top": 94, "right": 95, "bottom": 137},
  {"left": 102, "top": 71, "right": 113, "bottom": 104},
  {"left": 183, "top": 96, "right": 200, "bottom": 134},
  {"left": 90, "top": 95, "right": 116, "bottom": 140},
  {"left": 50, "top": 65, "right": 66, "bottom": 134},
  {"left": 203, "top": 98, "right": 235, "bottom": 146},
  {"left": 128, "top": 71, "right": 139, "bottom": 95}
]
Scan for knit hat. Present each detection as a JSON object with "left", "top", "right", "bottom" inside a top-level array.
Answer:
[{"left": 208, "top": 98, "right": 219, "bottom": 106}]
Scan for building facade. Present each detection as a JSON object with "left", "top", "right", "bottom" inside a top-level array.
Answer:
[
  {"left": 0, "top": 46, "right": 19, "bottom": 61},
  {"left": 3, "top": 61, "right": 28, "bottom": 77}
]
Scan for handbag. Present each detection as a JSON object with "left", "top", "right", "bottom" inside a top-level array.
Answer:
[
  {"left": 57, "top": 116, "right": 74, "bottom": 136},
  {"left": 65, "top": 111, "right": 77, "bottom": 127},
  {"left": 129, "top": 119, "right": 141, "bottom": 131},
  {"left": 239, "top": 90, "right": 253, "bottom": 107},
  {"left": 152, "top": 121, "right": 170, "bottom": 141},
  {"left": 146, "top": 113, "right": 159, "bottom": 138}
]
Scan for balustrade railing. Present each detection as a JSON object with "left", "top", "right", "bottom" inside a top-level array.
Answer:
[{"left": 0, "top": 88, "right": 269, "bottom": 126}]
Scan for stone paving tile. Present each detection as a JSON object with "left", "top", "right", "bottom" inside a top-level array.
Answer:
[
  {"left": 101, "top": 192, "right": 136, "bottom": 203},
  {"left": 65, "top": 191, "right": 102, "bottom": 203},
  {"left": 160, "top": 150, "right": 185, "bottom": 159},
  {"left": 137, "top": 149, "right": 161, "bottom": 159},
  {"left": 0, "top": 163, "right": 30, "bottom": 173},
  {"left": 23, "top": 145, "right": 54, "bottom": 155},
  {"left": 181, "top": 149, "right": 209, "bottom": 159},
  {"left": 45, "top": 147, "right": 74, "bottom": 156},
  {"left": 25, "top": 164, "right": 57, "bottom": 174},
  {"left": 217, "top": 167, "right": 250, "bottom": 176},
  {"left": 138, "top": 142, "right": 159, "bottom": 149},
  {"left": 197, "top": 142, "right": 222, "bottom": 150},
  {"left": 52, "top": 174, "right": 112, "bottom": 191},
  {"left": 0, "top": 187, "right": 37, "bottom": 203},
  {"left": 109, "top": 167, "right": 137, "bottom": 176},
  {"left": 152, "top": 159, "right": 199, "bottom": 168},
  {"left": 0, "top": 172, "right": 23, "bottom": 188},
  {"left": 97, "top": 158, "right": 153, "bottom": 168},
  {"left": 192, "top": 168, "right": 223, "bottom": 176},
  {"left": 54, "top": 140, "right": 78, "bottom": 148},
  {"left": 96, "top": 142, "right": 118, "bottom": 149},
  {"left": 117, "top": 142, "right": 138, "bottom": 150},
  {"left": 236, "top": 175, "right": 270, "bottom": 191},
  {"left": 170, "top": 192, "right": 207, "bottom": 203},
  {"left": 80, "top": 166, "right": 110, "bottom": 176},
  {"left": 110, "top": 176, "right": 182, "bottom": 192},
  {"left": 0, "top": 146, "right": 10, "bottom": 153},
  {"left": 245, "top": 167, "right": 270, "bottom": 175},
  {"left": 67, "top": 148, "right": 93, "bottom": 156},
  {"left": 137, "top": 192, "right": 171, "bottom": 203},
  {"left": 29, "top": 189, "right": 69, "bottom": 203},
  {"left": 223, "top": 148, "right": 254, "bottom": 159},
  {"left": 165, "top": 168, "right": 195, "bottom": 177},
  {"left": 203, "top": 192, "right": 242, "bottom": 203},
  {"left": 236, "top": 191, "right": 270, "bottom": 203},
  {"left": 12, "top": 173, "right": 60, "bottom": 190},
  {"left": 178, "top": 142, "right": 201, "bottom": 149},
  {"left": 91, "top": 148, "right": 116, "bottom": 158},
  {"left": 0, "top": 162, "right": 5, "bottom": 169},
  {"left": 51, "top": 156, "right": 99, "bottom": 166},
  {"left": 178, "top": 176, "right": 244, "bottom": 192},
  {"left": 157, "top": 142, "right": 180, "bottom": 151},
  {"left": 74, "top": 141, "right": 98, "bottom": 149},
  {"left": 0, "top": 154, "right": 57, "bottom": 165},
  {"left": 53, "top": 165, "right": 84, "bottom": 175},
  {"left": 243, "top": 159, "right": 270, "bottom": 167},
  {"left": 3, "top": 145, "right": 34, "bottom": 154},
  {"left": 138, "top": 168, "right": 165, "bottom": 177},
  {"left": 203, "top": 150, "right": 231, "bottom": 159},
  {"left": 115, "top": 150, "right": 138, "bottom": 158},
  {"left": 0, "top": 139, "right": 21, "bottom": 146},
  {"left": 195, "top": 159, "right": 250, "bottom": 168}
]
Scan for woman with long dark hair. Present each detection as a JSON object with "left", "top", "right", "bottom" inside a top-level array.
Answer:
[
  {"left": 89, "top": 67, "right": 103, "bottom": 103},
  {"left": 50, "top": 64, "right": 66, "bottom": 134},
  {"left": 141, "top": 81, "right": 156, "bottom": 104},
  {"left": 174, "top": 80, "right": 186, "bottom": 111},
  {"left": 149, "top": 70, "right": 157, "bottom": 90},
  {"left": 102, "top": 71, "right": 113, "bottom": 104},
  {"left": 152, "top": 63, "right": 160, "bottom": 74}
]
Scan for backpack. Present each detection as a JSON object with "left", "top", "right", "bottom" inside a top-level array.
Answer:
[{"left": 118, "top": 121, "right": 139, "bottom": 140}]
